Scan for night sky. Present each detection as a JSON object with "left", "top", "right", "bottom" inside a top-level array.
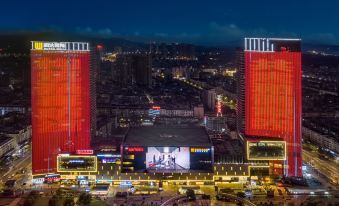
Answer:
[{"left": 1, "top": 0, "right": 338, "bottom": 45}]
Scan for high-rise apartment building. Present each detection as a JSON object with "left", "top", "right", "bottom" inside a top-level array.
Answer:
[
  {"left": 111, "top": 54, "right": 152, "bottom": 88},
  {"left": 31, "top": 41, "right": 92, "bottom": 174},
  {"left": 238, "top": 38, "right": 302, "bottom": 176},
  {"left": 133, "top": 54, "right": 152, "bottom": 88}
]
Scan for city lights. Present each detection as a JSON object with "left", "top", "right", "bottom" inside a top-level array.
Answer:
[{"left": 0, "top": 3, "right": 337, "bottom": 205}]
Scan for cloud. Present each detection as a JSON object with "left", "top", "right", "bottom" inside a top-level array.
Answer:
[
  {"left": 75, "top": 27, "right": 117, "bottom": 37},
  {"left": 97, "top": 28, "right": 113, "bottom": 37},
  {"left": 155, "top": 33, "right": 169, "bottom": 37},
  {"left": 208, "top": 22, "right": 244, "bottom": 39},
  {"left": 304, "top": 33, "right": 338, "bottom": 45},
  {"left": 73, "top": 24, "right": 338, "bottom": 46},
  {"left": 75, "top": 26, "right": 92, "bottom": 33}
]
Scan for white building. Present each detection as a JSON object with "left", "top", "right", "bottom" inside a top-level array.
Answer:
[
  {"left": 0, "top": 136, "right": 16, "bottom": 158},
  {"left": 7, "top": 125, "right": 32, "bottom": 145},
  {"left": 303, "top": 127, "right": 339, "bottom": 154}
]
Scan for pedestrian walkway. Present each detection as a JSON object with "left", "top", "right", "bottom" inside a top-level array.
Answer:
[{"left": 8, "top": 198, "right": 21, "bottom": 206}]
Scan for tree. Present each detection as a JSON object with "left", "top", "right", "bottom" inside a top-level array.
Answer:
[
  {"left": 63, "top": 197, "right": 75, "bottom": 206},
  {"left": 78, "top": 192, "right": 92, "bottom": 206},
  {"left": 48, "top": 197, "right": 57, "bottom": 206},
  {"left": 23, "top": 197, "right": 34, "bottom": 206}
]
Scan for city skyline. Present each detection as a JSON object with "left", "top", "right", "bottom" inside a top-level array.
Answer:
[{"left": 0, "top": 2, "right": 338, "bottom": 205}]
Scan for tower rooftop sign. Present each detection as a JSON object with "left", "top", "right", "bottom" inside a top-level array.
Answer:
[
  {"left": 31, "top": 41, "right": 89, "bottom": 51},
  {"left": 244, "top": 38, "right": 301, "bottom": 52}
]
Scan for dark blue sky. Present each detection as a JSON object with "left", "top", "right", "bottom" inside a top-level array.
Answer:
[{"left": 1, "top": 0, "right": 338, "bottom": 45}]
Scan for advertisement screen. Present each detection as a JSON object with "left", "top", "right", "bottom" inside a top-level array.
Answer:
[
  {"left": 146, "top": 147, "right": 190, "bottom": 170},
  {"left": 57, "top": 155, "right": 97, "bottom": 172},
  {"left": 247, "top": 141, "right": 286, "bottom": 160},
  {"left": 122, "top": 146, "right": 212, "bottom": 173},
  {"left": 190, "top": 147, "right": 213, "bottom": 171}
]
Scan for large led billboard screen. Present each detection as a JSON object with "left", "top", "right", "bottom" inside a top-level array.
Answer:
[
  {"left": 57, "top": 155, "right": 97, "bottom": 172},
  {"left": 146, "top": 147, "right": 190, "bottom": 170},
  {"left": 246, "top": 141, "right": 286, "bottom": 160},
  {"left": 122, "top": 146, "right": 212, "bottom": 173}
]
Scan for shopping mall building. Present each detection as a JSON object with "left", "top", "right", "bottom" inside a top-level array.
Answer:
[{"left": 34, "top": 126, "right": 272, "bottom": 187}]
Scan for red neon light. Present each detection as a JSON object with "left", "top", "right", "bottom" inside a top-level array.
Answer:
[
  {"left": 244, "top": 50, "right": 302, "bottom": 177},
  {"left": 127, "top": 147, "right": 144, "bottom": 152},
  {"left": 31, "top": 50, "right": 91, "bottom": 174},
  {"left": 216, "top": 96, "right": 222, "bottom": 117},
  {"left": 152, "top": 106, "right": 161, "bottom": 110},
  {"left": 76, "top": 149, "right": 94, "bottom": 155}
]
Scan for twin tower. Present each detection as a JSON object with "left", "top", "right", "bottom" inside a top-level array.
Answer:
[{"left": 30, "top": 38, "right": 302, "bottom": 177}]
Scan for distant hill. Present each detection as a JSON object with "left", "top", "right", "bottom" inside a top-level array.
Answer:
[
  {"left": 302, "top": 43, "right": 339, "bottom": 55},
  {"left": 0, "top": 31, "right": 338, "bottom": 55}
]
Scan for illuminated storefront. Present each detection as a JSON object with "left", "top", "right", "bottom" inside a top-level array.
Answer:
[
  {"left": 121, "top": 146, "right": 213, "bottom": 173},
  {"left": 31, "top": 41, "right": 91, "bottom": 174}
]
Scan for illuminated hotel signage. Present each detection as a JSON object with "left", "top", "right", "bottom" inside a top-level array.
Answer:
[
  {"left": 127, "top": 147, "right": 144, "bottom": 152},
  {"left": 69, "top": 159, "right": 84, "bottom": 163},
  {"left": 31, "top": 41, "right": 90, "bottom": 51},
  {"left": 190, "top": 148, "right": 211, "bottom": 153},
  {"left": 244, "top": 38, "right": 301, "bottom": 52},
  {"left": 152, "top": 106, "right": 161, "bottom": 110}
]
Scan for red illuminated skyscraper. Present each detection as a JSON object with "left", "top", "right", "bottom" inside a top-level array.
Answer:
[
  {"left": 31, "top": 41, "right": 91, "bottom": 174},
  {"left": 238, "top": 38, "right": 302, "bottom": 177}
]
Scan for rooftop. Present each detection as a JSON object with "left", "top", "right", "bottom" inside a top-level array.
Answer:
[{"left": 123, "top": 126, "right": 212, "bottom": 147}]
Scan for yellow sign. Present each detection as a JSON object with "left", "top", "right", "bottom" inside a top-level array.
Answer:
[
  {"left": 34, "top": 42, "right": 43, "bottom": 50},
  {"left": 190, "top": 148, "right": 210, "bottom": 153}
]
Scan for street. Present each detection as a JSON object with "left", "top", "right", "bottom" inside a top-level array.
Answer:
[{"left": 302, "top": 148, "right": 339, "bottom": 185}]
